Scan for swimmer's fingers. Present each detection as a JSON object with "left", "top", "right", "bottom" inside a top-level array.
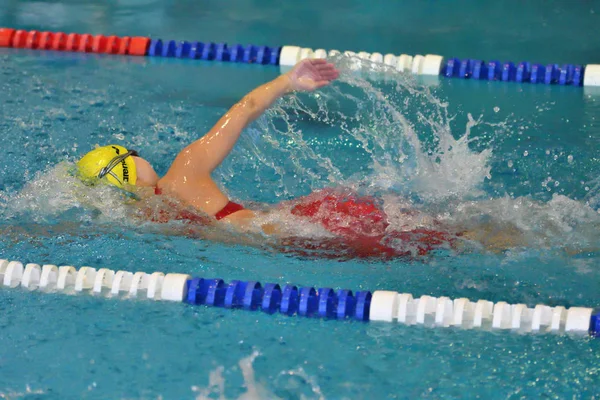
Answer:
[{"left": 288, "top": 59, "right": 339, "bottom": 91}]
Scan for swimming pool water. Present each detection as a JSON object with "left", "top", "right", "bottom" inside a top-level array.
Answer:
[{"left": 1, "top": 0, "right": 600, "bottom": 398}]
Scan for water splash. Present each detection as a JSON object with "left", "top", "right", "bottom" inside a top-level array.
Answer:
[
  {"left": 191, "top": 351, "right": 325, "bottom": 400},
  {"left": 223, "top": 54, "right": 493, "bottom": 205},
  {"left": 0, "top": 162, "right": 133, "bottom": 224}
]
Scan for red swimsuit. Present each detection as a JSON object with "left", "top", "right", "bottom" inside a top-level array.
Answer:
[
  {"left": 151, "top": 186, "right": 455, "bottom": 258},
  {"left": 288, "top": 190, "right": 458, "bottom": 258}
]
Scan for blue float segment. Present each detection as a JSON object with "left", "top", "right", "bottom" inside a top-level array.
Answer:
[
  {"left": 317, "top": 288, "right": 337, "bottom": 318},
  {"left": 516, "top": 62, "right": 531, "bottom": 82},
  {"left": 229, "top": 44, "right": 244, "bottom": 62},
  {"left": 471, "top": 60, "right": 486, "bottom": 80},
  {"left": 215, "top": 43, "right": 229, "bottom": 61},
  {"left": 185, "top": 278, "right": 202, "bottom": 304},
  {"left": 442, "top": 58, "right": 460, "bottom": 77},
  {"left": 189, "top": 41, "right": 203, "bottom": 59},
  {"left": 201, "top": 42, "right": 215, "bottom": 60},
  {"left": 280, "top": 285, "right": 299, "bottom": 315},
  {"left": 161, "top": 40, "right": 176, "bottom": 57},
  {"left": 243, "top": 281, "right": 263, "bottom": 310},
  {"left": 175, "top": 41, "right": 191, "bottom": 58},
  {"left": 242, "top": 45, "right": 255, "bottom": 63},
  {"left": 355, "top": 291, "right": 372, "bottom": 321},
  {"left": 487, "top": 60, "right": 502, "bottom": 80},
  {"left": 458, "top": 59, "right": 470, "bottom": 79},
  {"left": 148, "top": 39, "right": 163, "bottom": 57},
  {"left": 269, "top": 46, "right": 281, "bottom": 65},
  {"left": 262, "top": 283, "right": 282, "bottom": 314},
  {"left": 544, "top": 64, "right": 560, "bottom": 84},
  {"left": 573, "top": 65, "right": 584, "bottom": 86},
  {"left": 590, "top": 310, "right": 600, "bottom": 337},
  {"left": 299, "top": 287, "right": 318, "bottom": 317},
  {"left": 530, "top": 64, "right": 545, "bottom": 84},
  {"left": 501, "top": 62, "right": 516, "bottom": 82},
  {"left": 336, "top": 289, "right": 355, "bottom": 319},
  {"left": 224, "top": 280, "right": 247, "bottom": 308},
  {"left": 205, "top": 279, "right": 226, "bottom": 306}
]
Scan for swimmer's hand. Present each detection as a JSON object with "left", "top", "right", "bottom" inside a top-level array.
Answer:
[{"left": 285, "top": 59, "right": 340, "bottom": 92}]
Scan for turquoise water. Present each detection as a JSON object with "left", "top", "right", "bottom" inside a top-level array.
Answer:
[{"left": 1, "top": 0, "right": 600, "bottom": 398}]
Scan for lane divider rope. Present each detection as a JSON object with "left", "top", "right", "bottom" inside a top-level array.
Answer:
[
  {"left": 1, "top": 28, "right": 598, "bottom": 86},
  {"left": 1, "top": 258, "right": 598, "bottom": 337}
]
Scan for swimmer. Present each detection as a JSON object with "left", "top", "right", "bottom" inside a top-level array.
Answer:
[{"left": 76, "top": 59, "right": 522, "bottom": 258}]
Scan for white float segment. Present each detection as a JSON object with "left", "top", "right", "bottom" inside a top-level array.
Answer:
[
  {"left": 3, "top": 261, "right": 24, "bottom": 288},
  {"left": 146, "top": 272, "right": 165, "bottom": 300},
  {"left": 452, "top": 298, "right": 469, "bottom": 327},
  {"left": 279, "top": 46, "right": 301, "bottom": 66},
  {"left": 39, "top": 265, "right": 58, "bottom": 290},
  {"left": 111, "top": 271, "right": 133, "bottom": 295},
  {"left": 93, "top": 269, "right": 115, "bottom": 294},
  {"left": 129, "top": 272, "right": 149, "bottom": 297},
  {"left": 551, "top": 306, "right": 566, "bottom": 331},
  {"left": 584, "top": 65, "right": 600, "bottom": 87},
  {"left": 565, "top": 307, "right": 593, "bottom": 332},
  {"left": 435, "top": 297, "right": 453, "bottom": 327},
  {"left": 74, "top": 267, "right": 96, "bottom": 292},
  {"left": 397, "top": 55, "right": 413, "bottom": 72},
  {"left": 161, "top": 273, "right": 192, "bottom": 302},
  {"left": 0, "top": 259, "right": 9, "bottom": 281},
  {"left": 299, "top": 48, "right": 314, "bottom": 61},
  {"left": 411, "top": 55, "right": 425, "bottom": 75},
  {"left": 383, "top": 54, "right": 396, "bottom": 67},
  {"left": 314, "top": 49, "right": 327, "bottom": 59},
  {"left": 396, "top": 293, "right": 413, "bottom": 323},
  {"left": 422, "top": 55, "right": 444, "bottom": 75},
  {"left": 57, "top": 266, "right": 76, "bottom": 290},
  {"left": 21, "top": 263, "right": 41, "bottom": 290},
  {"left": 511, "top": 304, "right": 526, "bottom": 330},
  {"left": 416, "top": 295, "right": 437, "bottom": 324},
  {"left": 370, "top": 291, "right": 399, "bottom": 322},
  {"left": 370, "top": 52, "right": 383, "bottom": 63}
]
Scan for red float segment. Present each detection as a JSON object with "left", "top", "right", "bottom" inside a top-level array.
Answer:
[
  {"left": 92, "top": 35, "right": 107, "bottom": 53},
  {"left": 104, "top": 35, "right": 120, "bottom": 54},
  {"left": 128, "top": 36, "right": 150, "bottom": 56},
  {"left": 25, "top": 30, "right": 39, "bottom": 49},
  {"left": 117, "top": 36, "right": 131, "bottom": 55},
  {"left": 51, "top": 32, "right": 67, "bottom": 50},
  {"left": 77, "top": 33, "right": 93, "bottom": 52},
  {"left": 0, "top": 28, "right": 16, "bottom": 47},
  {"left": 38, "top": 32, "right": 54, "bottom": 49},
  {"left": 11, "top": 29, "right": 27, "bottom": 48},
  {"left": 65, "top": 33, "right": 79, "bottom": 51}
]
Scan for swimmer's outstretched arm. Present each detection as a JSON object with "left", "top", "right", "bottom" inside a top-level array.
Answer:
[{"left": 167, "top": 59, "right": 339, "bottom": 178}]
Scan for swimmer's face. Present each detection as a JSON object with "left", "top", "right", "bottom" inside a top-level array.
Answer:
[{"left": 132, "top": 156, "right": 159, "bottom": 187}]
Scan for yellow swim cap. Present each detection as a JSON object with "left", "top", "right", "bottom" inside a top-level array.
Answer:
[{"left": 77, "top": 145, "right": 138, "bottom": 188}]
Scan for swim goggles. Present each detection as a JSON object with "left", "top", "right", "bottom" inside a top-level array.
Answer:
[{"left": 97, "top": 149, "right": 139, "bottom": 182}]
